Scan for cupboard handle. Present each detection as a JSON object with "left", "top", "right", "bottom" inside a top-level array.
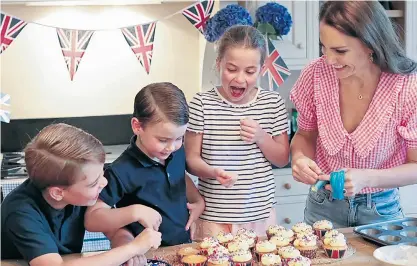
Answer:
[
  {"left": 297, "top": 43, "right": 304, "bottom": 49},
  {"left": 284, "top": 183, "right": 291, "bottom": 190},
  {"left": 284, "top": 218, "right": 291, "bottom": 224}
]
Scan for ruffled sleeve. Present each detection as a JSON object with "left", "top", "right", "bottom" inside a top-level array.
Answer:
[{"left": 398, "top": 73, "right": 417, "bottom": 149}]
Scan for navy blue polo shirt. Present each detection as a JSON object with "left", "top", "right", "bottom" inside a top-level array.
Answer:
[
  {"left": 100, "top": 136, "right": 191, "bottom": 246},
  {"left": 1, "top": 179, "right": 86, "bottom": 261}
]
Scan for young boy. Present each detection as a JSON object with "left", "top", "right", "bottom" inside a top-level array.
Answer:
[
  {"left": 85, "top": 82, "right": 205, "bottom": 247},
  {"left": 1, "top": 123, "right": 161, "bottom": 266}
]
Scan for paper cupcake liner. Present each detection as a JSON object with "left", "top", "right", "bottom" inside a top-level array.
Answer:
[
  {"left": 266, "top": 232, "right": 275, "bottom": 240},
  {"left": 207, "top": 261, "right": 231, "bottom": 266},
  {"left": 231, "top": 260, "right": 253, "bottom": 266},
  {"left": 182, "top": 261, "right": 208, "bottom": 266},
  {"left": 324, "top": 247, "right": 347, "bottom": 259},
  {"left": 280, "top": 258, "right": 294, "bottom": 266},
  {"left": 314, "top": 228, "right": 329, "bottom": 238},
  {"left": 200, "top": 249, "right": 209, "bottom": 256},
  {"left": 298, "top": 248, "right": 317, "bottom": 259}
]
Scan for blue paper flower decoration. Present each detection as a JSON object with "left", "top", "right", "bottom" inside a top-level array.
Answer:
[
  {"left": 204, "top": 4, "right": 253, "bottom": 43},
  {"left": 255, "top": 2, "right": 292, "bottom": 37}
]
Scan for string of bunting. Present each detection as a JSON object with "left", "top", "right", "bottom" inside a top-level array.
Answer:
[{"left": 0, "top": 0, "right": 214, "bottom": 80}]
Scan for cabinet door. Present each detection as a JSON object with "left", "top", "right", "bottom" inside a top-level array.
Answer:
[
  {"left": 245, "top": 1, "right": 320, "bottom": 70},
  {"left": 400, "top": 184, "right": 417, "bottom": 215}
]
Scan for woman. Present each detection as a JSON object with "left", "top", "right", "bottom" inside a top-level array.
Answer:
[{"left": 290, "top": 1, "right": 417, "bottom": 228}]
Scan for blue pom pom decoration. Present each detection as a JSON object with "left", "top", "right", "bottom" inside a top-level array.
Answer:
[
  {"left": 255, "top": 2, "right": 292, "bottom": 36},
  {"left": 203, "top": 4, "right": 253, "bottom": 43}
]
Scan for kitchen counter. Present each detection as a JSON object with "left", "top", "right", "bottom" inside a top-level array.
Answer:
[{"left": 1, "top": 228, "right": 385, "bottom": 266}]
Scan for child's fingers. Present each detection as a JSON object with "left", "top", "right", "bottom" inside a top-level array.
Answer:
[{"left": 240, "top": 125, "right": 255, "bottom": 133}]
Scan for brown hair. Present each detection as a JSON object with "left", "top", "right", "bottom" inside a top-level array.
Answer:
[
  {"left": 133, "top": 82, "right": 189, "bottom": 127},
  {"left": 216, "top": 25, "right": 267, "bottom": 66},
  {"left": 320, "top": 1, "right": 417, "bottom": 74},
  {"left": 24, "top": 123, "right": 105, "bottom": 190}
]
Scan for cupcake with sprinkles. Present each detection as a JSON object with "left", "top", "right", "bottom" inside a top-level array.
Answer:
[
  {"left": 200, "top": 237, "right": 220, "bottom": 256},
  {"left": 236, "top": 228, "right": 258, "bottom": 243},
  {"left": 181, "top": 254, "right": 208, "bottom": 266},
  {"left": 230, "top": 249, "right": 253, "bottom": 266},
  {"left": 266, "top": 225, "right": 286, "bottom": 239},
  {"left": 270, "top": 236, "right": 291, "bottom": 249},
  {"left": 260, "top": 253, "right": 282, "bottom": 266},
  {"left": 255, "top": 240, "right": 277, "bottom": 262},
  {"left": 277, "top": 246, "right": 300, "bottom": 266},
  {"left": 207, "top": 251, "right": 231, "bottom": 266},
  {"left": 234, "top": 234, "right": 255, "bottom": 253},
  {"left": 227, "top": 240, "right": 250, "bottom": 254},
  {"left": 271, "top": 228, "right": 295, "bottom": 243},
  {"left": 292, "top": 223, "right": 313, "bottom": 238},
  {"left": 287, "top": 256, "right": 311, "bottom": 266},
  {"left": 217, "top": 232, "right": 234, "bottom": 247},
  {"left": 293, "top": 235, "right": 318, "bottom": 259},
  {"left": 312, "top": 220, "right": 333, "bottom": 238},
  {"left": 208, "top": 244, "right": 230, "bottom": 256},
  {"left": 178, "top": 246, "right": 201, "bottom": 260},
  {"left": 322, "top": 234, "right": 348, "bottom": 259}
]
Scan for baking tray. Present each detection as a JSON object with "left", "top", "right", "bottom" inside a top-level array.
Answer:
[{"left": 353, "top": 217, "right": 417, "bottom": 246}]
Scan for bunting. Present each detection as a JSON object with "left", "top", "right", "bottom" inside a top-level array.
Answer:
[
  {"left": 261, "top": 38, "right": 291, "bottom": 90},
  {"left": 182, "top": 0, "right": 214, "bottom": 34},
  {"left": 0, "top": 92, "right": 11, "bottom": 123},
  {"left": 1, "top": 13, "right": 27, "bottom": 54},
  {"left": 56, "top": 29, "right": 94, "bottom": 80},
  {"left": 121, "top": 22, "right": 156, "bottom": 74}
]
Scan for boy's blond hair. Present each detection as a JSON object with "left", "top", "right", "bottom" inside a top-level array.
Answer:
[{"left": 24, "top": 123, "right": 105, "bottom": 190}]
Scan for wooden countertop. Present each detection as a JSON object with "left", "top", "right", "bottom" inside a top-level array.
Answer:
[{"left": 1, "top": 228, "right": 384, "bottom": 266}]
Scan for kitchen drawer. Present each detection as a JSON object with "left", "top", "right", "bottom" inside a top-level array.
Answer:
[
  {"left": 274, "top": 169, "right": 310, "bottom": 197},
  {"left": 400, "top": 184, "right": 417, "bottom": 214},
  {"left": 275, "top": 202, "right": 306, "bottom": 227}
]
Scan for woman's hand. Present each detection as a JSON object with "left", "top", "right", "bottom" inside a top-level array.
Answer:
[
  {"left": 291, "top": 155, "right": 322, "bottom": 185},
  {"left": 320, "top": 169, "right": 369, "bottom": 197}
]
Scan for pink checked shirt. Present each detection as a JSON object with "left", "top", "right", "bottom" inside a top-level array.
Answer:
[{"left": 290, "top": 57, "right": 417, "bottom": 194}]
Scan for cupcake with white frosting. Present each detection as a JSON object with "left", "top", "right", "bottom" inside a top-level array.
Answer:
[
  {"left": 227, "top": 240, "right": 250, "bottom": 254},
  {"left": 178, "top": 246, "right": 200, "bottom": 260},
  {"left": 287, "top": 256, "right": 311, "bottom": 266},
  {"left": 293, "top": 235, "right": 318, "bottom": 259},
  {"left": 230, "top": 249, "right": 253, "bottom": 266},
  {"left": 266, "top": 225, "right": 286, "bottom": 239},
  {"left": 236, "top": 228, "right": 258, "bottom": 243},
  {"left": 322, "top": 234, "right": 348, "bottom": 259},
  {"left": 200, "top": 237, "right": 220, "bottom": 256},
  {"left": 217, "top": 232, "right": 234, "bottom": 247},
  {"left": 260, "top": 253, "right": 282, "bottom": 266},
  {"left": 277, "top": 246, "right": 300, "bottom": 266},
  {"left": 255, "top": 240, "right": 277, "bottom": 262},
  {"left": 312, "top": 220, "right": 333, "bottom": 238},
  {"left": 207, "top": 251, "right": 231, "bottom": 266},
  {"left": 269, "top": 236, "right": 291, "bottom": 249}
]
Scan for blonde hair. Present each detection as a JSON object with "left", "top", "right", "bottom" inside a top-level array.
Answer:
[{"left": 24, "top": 123, "right": 105, "bottom": 190}]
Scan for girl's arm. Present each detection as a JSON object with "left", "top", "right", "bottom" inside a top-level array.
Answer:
[
  {"left": 257, "top": 131, "right": 290, "bottom": 167},
  {"left": 184, "top": 131, "right": 216, "bottom": 179}
]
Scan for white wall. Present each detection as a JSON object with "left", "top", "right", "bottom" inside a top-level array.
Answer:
[{"left": 0, "top": 2, "right": 206, "bottom": 119}]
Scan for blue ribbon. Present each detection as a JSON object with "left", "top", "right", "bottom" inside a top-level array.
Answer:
[{"left": 330, "top": 170, "right": 345, "bottom": 200}]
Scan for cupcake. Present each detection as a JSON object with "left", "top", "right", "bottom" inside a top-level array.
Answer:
[
  {"left": 271, "top": 229, "right": 295, "bottom": 243},
  {"left": 236, "top": 228, "right": 258, "bottom": 243},
  {"left": 217, "top": 232, "right": 234, "bottom": 247},
  {"left": 269, "top": 236, "right": 291, "bottom": 249},
  {"left": 293, "top": 235, "right": 318, "bottom": 259},
  {"left": 208, "top": 245, "right": 230, "bottom": 256},
  {"left": 322, "top": 234, "right": 348, "bottom": 259},
  {"left": 255, "top": 240, "right": 277, "bottom": 261},
  {"left": 178, "top": 246, "right": 201, "bottom": 260},
  {"left": 182, "top": 254, "right": 208, "bottom": 266},
  {"left": 230, "top": 249, "right": 253, "bottom": 266},
  {"left": 207, "top": 252, "right": 231, "bottom": 266},
  {"left": 277, "top": 246, "right": 301, "bottom": 266},
  {"left": 312, "top": 220, "right": 333, "bottom": 238},
  {"left": 323, "top": 229, "right": 340, "bottom": 239},
  {"left": 287, "top": 256, "right": 311, "bottom": 266},
  {"left": 291, "top": 223, "right": 312, "bottom": 235},
  {"left": 323, "top": 232, "right": 345, "bottom": 246},
  {"left": 266, "top": 225, "right": 286, "bottom": 239},
  {"left": 200, "top": 237, "right": 220, "bottom": 256},
  {"left": 228, "top": 240, "right": 250, "bottom": 254},
  {"left": 260, "top": 253, "right": 282, "bottom": 266}
]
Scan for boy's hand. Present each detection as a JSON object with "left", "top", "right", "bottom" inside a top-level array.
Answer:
[
  {"left": 134, "top": 204, "right": 162, "bottom": 230},
  {"left": 131, "top": 228, "right": 162, "bottom": 253},
  {"left": 185, "top": 200, "right": 205, "bottom": 236},
  {"left": 214, "top": 168, "right": 238, "bottom": 188}
]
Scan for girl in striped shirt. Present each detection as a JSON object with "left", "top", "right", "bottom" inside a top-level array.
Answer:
[
  {"left": 290, "top": 1, "right": 417, "bottom": 228},
  {"left": 185, "top": 25, "right": 290, "bottom": 239}
]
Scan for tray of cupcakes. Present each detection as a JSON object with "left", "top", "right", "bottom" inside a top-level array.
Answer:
[{"left": 177, "top": 220, "right": 354, "bottom": 266}]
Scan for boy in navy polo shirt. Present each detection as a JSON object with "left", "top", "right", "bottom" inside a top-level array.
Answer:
[
  {"left": 85, "top": 82, "right": 205, "bottom": 248},
  {"left": 1, "top": 123, "right": 162, "bottom": 266}
]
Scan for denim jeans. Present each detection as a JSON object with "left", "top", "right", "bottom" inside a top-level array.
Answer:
[{"left": 304, "top": 188, "right": 404, "bottom": 228}]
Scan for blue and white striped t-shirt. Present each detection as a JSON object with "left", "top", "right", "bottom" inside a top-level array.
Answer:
[{"left": 187, "top": 87, "right": 288, "bottom": 223}]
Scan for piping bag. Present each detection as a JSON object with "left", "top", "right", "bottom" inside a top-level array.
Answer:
[{"left": 311, "top": 170, "right": 345, "bottom": 200}]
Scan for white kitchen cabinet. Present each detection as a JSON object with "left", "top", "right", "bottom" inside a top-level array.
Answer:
[
  {"left": 400, "top": 184, "right": 417, "bottom": 218},
  {"left": 242, "top": 0, "right": 320, "bottom": 70}
]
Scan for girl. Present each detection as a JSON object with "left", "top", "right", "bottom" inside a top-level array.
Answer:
[
  {"left": 1, "top": 123, "right": 161, "bottom": 266},
  {"left": 185, "top": 25, "right": 290, "bottom": 238},
  {"left": 85, "top": 82, "right": 205, "bottom": 248}
]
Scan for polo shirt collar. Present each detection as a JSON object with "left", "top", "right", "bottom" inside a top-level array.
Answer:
[{"left": 127, "top": 135, "right": 174, "bottom": 167}]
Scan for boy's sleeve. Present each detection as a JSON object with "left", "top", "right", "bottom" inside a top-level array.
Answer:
[
  {"left": 99, "top": 167, "right": 126, "bottom": 207},
  {"left": 187, "top": 93, "right": 204, "bottom": 133},
  {"left": 4, "top": 211, "right": 58, "bottom": 262},
  {"left": 272, "top": 93, "right": 289, "bottom": 136},
  {"left": 289, "top": 60, "right": 318, "bottom": 131}
]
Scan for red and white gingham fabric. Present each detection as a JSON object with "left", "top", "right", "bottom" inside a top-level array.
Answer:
[{"left": 290, "top": 56, "right": 417, "bottom": 194}]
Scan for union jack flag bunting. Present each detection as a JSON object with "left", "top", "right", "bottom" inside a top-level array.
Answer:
[
  {"left": 56, "top": 28, "right": 94, "bottom": 80},
  {"left": 1, "top": 13, "right": 27, "bottom": 54},
  {"left": 121, "top": 22, "right": 157, "bottom": 75},
  {"left": 261, "top": 38, "right": 291, "bottom": 90},
  {"left": 182, "top": 0, "right": 214, "bottom": 34},
  {"left": 1, "top": 92, "right": 11, "bottom": 123}
]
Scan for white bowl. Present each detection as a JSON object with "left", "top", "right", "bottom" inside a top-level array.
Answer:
[{"left": 373, "top": 245, "right": 417, "bottom": 266}]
